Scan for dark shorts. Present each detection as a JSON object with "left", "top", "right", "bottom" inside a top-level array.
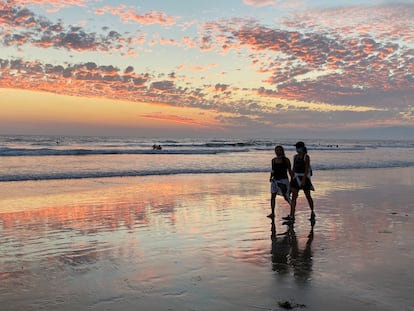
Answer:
[{"left": 290, "top": 176, "right": 313, "bottom": 190}]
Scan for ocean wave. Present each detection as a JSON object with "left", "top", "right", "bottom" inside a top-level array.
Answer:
[
  {"left": 1, "top": 143, "right": 400, "bottom": 156},
  {"left": 1, "top": 161, "right": 413, "bottom": 182},
  {"left": 0, "top": 147, "right": 250, "bottom": 156},
  {"left": 0, "top": 168, "right": 258, "bottom": 182}
]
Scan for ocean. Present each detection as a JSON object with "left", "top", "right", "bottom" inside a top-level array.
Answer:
[{"left": 1, "top": 135, "right": 414, "bottom": 182}]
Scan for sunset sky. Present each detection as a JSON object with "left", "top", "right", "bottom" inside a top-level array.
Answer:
[{"left": 0, "top": 0, "right": 413, "bottom": 138}]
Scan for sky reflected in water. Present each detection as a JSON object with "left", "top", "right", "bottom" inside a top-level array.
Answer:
[{"left": 0, "top": 169, "right": 413, "bottom": 310}]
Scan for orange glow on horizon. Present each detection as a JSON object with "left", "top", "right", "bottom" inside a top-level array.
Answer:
[
  {"left": 0, "top": 88, "right": 223, "bottom": 133},
  {"left": 140, "top": 113, "right": 222, "bottom": 129}
]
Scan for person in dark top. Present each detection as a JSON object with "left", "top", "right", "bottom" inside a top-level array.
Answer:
[
  {"left": 284, "top": 141, "right": 314, "bottom": 223},
  {"left": 268, "top": 145, "right": 293, "bottom": 218}
]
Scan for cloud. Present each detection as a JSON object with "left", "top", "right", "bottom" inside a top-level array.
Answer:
[
  {"left": 0, "top": 58, "right": 219, "bottom": 112},
  {"left": 140, "top": 113, "right": 214, "bottom": 128},
  {"left": 1, "top": 2, "right": 188, "bottom": 56},
  {"left": 150, "top": 80, "right": 176, "bottom": 91},
  {"left": 283, "top": 4, "right": 414, "bottom": 43},
  {"left": 0, "top": 58, "right": 149, "bottom": 94},
  {"left": 215, "top": 83, "right": 230, "bottom": 92},
  {"left": 243, "top": 0, "right": 277, "bottom": 7},
  {"left": 177, "top": 64, "right": 217, "bottom": 72},
  {"left": 95, "top": 5, "right": 179, "bottom": 26},
  {"left": 198, "top": 6, "right": 414, "bottom": 107},
  {"left": 1, "top": 55, "right": 410, "bottom": 132},
  {"left": 255, "top": 87, "right": 382, "bottom": 112},
  {"left": 0, "top": 2, "right": 135, "bottom": 53},
  {"left": 10, "top": 0, "right": 88, "bottom": 12}
]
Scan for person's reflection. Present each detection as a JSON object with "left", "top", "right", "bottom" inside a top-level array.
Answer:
[
  {"left": 290, "top": 222, "right": 314, "bottom": 284},
  {"left": 270, "top": 219, "right": 291, "bottom": 274},
  {"left": 270, "top": 220, "right": 314, "bottom": 283}
]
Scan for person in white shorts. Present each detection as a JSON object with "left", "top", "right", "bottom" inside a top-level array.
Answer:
[{"left": 268, "top": 145, "right": 293, "bottom": 218}]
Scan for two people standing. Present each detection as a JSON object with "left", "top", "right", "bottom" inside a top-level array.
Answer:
[{"left": 269, "top": 141, "right": 315, "bottom": 223}]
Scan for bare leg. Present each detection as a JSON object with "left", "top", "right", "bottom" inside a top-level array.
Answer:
[
  {"left": 283, "top": 190, "right": 291, "bottom": 205},
  {"left": 290, "top": 188, "right": 299, "bottom": 218},
  {"left": 304, "top": 189, "right": 315, "bottom": 219},
  {"left": 268, "top": 193, "right": 276, "bottom": 217}
]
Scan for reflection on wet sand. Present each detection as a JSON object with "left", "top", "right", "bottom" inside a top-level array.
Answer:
[
  {"left": 0, "top": 169, "right": 412, "bottom": 310},
  {"left": 271, "top": 220, "right": 314, "bottom": 284},
  {"left": 0, "top": 174, "right": 278, "bottom": 311},
  {"left": 0, "top": 175, "right": 267, "bottom": 286}
]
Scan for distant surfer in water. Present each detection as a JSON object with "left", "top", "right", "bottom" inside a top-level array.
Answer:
[
  {"left": 152, "top": 144, "right": 162, "bottom": 150},
  {"left": 268, "top": 145, "right": 293, "bottom": 218}
]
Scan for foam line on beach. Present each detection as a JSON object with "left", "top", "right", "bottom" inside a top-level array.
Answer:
[{"left": 2, "top": 161, "right": 414, "bottom": 182}]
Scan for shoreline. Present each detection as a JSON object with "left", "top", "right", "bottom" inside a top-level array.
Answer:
[
  {"left": 1, "top": 161, "right": 414, "bottom": 184},
  {"left": 1, "top": 164, "right": 413, "bottom": 196}
]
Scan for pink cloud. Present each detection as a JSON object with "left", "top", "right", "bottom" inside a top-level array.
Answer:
[
  {"left": 195, "top": 8, "right": 414, "bottom": 106},
  {"left": 95, "top": 6, "right": 179, "bottom": 26},
  {"left": 0, "top": 2, "right": 139, "bottom": 54},
  {"left": 177, "top": 64, "right": 217, "bottom": 72},
  {"left": 12, "top": 0, "right": 88, "bottom": 12},
  {"left": 284, "top": 4, "right": 414, "bottom": 43},
  {"left": 140, "top": 114, "right": 206, "bottom": 127},
  {"left": 140, "top": 113, "right": 225, "bottom": 130},
  {"left": 129, "top": 10, "right": 178, "bottom": 26},
  {"left": 159, "top": 37, "right": 180, "bottom": 46},
  {"left": 243, "top": 0, "right": 276, "bottom": 7}
]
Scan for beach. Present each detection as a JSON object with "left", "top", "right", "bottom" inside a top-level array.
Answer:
[{"left": 0, "top": 167, "right": 413, "bottom": 311}]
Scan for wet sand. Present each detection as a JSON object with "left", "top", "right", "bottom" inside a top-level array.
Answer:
[{"left": 0, "top": 167, "right": 413, "bottom": 310}]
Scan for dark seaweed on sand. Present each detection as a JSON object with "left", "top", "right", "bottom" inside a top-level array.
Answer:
[{"left": 278, "top": 300, "right": 306, "bottom": 309}]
